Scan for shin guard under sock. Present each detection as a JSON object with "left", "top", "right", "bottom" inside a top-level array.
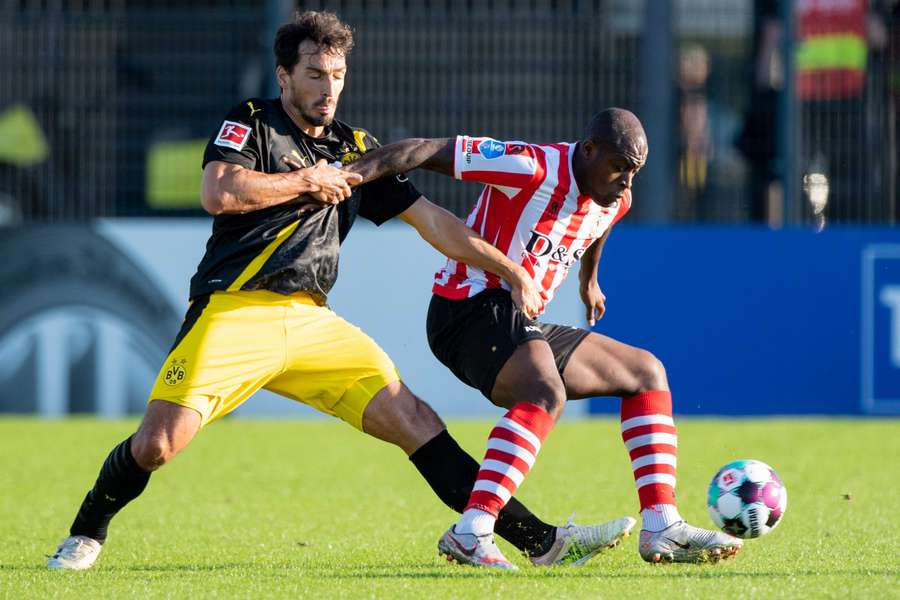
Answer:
[
  {"left": 409, "top": 429, "right": 555, "bottom": 555},
  {"left": 69, "top": 436, "right": 151, "bottom": 543}
]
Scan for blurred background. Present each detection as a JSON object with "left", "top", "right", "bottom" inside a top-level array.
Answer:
[{"left": 1, "top": 0, "right": 898, "bottom": 419}]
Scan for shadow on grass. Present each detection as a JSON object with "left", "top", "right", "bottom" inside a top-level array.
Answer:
[
  {"left": 315, "top": 565, "right": 900, "bottom": 580},
  {"left": 0, "top": 563, "right": 256, "bottom": 574},
  {"left": 121, "top": 563, "right": 261, "bottom": 573},
  {"left": 4, "top": 563, "right": 895, "bottom": 579}
]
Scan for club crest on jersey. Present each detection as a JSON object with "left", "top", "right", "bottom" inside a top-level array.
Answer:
[
  {"left": 214, "top": 120, "right": 251, "bottom": 151},
  {"left": 478, "top": 138, "right": 506, "bottom": 160},
  {"left": 525, "top": 230, "right": 586, "bottom": 267},
  {"left": 163, "top": 358, "right": 188, "bottom": 387},
  {"left": 340, "top": 151, "right": 361, "bottom": 165}
]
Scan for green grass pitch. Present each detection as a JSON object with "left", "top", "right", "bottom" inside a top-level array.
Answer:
[{"left": 1, "top": 417, "right": 897, "bottom": 599}]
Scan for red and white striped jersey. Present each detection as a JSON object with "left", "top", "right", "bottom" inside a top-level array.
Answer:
[{"left": 432, "top": 136, "right": 631, "bottom": 311}]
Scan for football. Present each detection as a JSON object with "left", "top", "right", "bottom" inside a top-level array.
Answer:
[{"left": 707, "top": 459, "right": 787, "bottom": 539}]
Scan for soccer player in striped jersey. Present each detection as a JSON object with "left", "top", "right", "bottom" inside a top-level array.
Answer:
[{"left": 344, "top": 109, "right": 744, "bottom": 568}]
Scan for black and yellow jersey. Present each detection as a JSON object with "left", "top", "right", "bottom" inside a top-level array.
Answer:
[{"left": 189, "top": 97, "right": 421, "bottom": 304}]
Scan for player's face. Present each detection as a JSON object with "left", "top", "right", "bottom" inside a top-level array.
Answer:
[
  {"left": 582, "top": 144, "right": 643, "bottom": 207},
  {"left": 279, "top": 40, "right": 347, "bottom": 130}
]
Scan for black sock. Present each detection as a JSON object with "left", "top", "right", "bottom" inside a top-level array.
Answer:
[
  {"left": 69, "top": 436, "right": 151, "bottom": 543},
  {"left": 409, "top": 429, "right": 557, "bottom": 556}
]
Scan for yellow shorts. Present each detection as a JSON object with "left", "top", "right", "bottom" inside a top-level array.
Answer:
[{"left": 148, "top": 290, "right": 399, "bottom": 429}]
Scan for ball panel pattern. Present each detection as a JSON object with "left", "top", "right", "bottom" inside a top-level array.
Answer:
[{"left": 706, "top": 459, "right": 786, "bottom": 539}]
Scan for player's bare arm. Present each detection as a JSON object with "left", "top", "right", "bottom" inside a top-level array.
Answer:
[
  {"left": 399, "top": 197, "right": 543, "bottom": 319},
  {"left": 200, "top": 159, "right": 361, "bottom": 215},
  {"left": 578, "top": 228, "right": 610, "bottom": 326},
  {"left": 343, "top": 138, "right": 455, "bottom": 183}
]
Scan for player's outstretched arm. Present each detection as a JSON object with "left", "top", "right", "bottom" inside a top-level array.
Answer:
[
  {"left": 200, "top": 159, "right": 361, "bottom": 215},
  {"left": 399, "top": 197, "right": 543, "bottom": 319},
  {"left": 579, "top": 229, "right": 611, "bottom": 326},
  {"left": 343, "top": 138, "right": 455, "bottom": 184}
]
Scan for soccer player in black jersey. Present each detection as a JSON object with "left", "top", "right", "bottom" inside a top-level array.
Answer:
[{"left": 48, "top": 11, "right": 629, "bottom": 571}]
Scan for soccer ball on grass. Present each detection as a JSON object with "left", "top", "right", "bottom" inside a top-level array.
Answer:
[{"left": 706, "top": 459, "right": 787, "bottom": 539}]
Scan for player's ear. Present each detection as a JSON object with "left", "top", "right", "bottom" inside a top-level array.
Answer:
[
  {"left": 275, "top": 65, "right": 290, "bottom": 90},
  {"left": 581, "top": 138, "right": 598, "bottom": 161}
]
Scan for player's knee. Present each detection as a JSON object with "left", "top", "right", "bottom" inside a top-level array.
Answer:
[
  {"left": 362, "top": 382, "right": 445, "bottom": 454},
  {"left": 130, "top": 431, "right": 178, "bottom": 471},
  {"left": 633, "top": 350, "right": 668, "bottom": 392},
  {"left": 397, "top": 394, "right": 445, "bottom": 438},
  {"left": 542, "top": 381, "right": 568, "bottom": 419},
  {"left": 492, "top": 375, "right": 566, "bottom": 419},
  {"left": 369, "top": 383, "right": 440, "bottom": 427}
]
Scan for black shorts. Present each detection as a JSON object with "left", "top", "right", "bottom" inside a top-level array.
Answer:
[{"left": 426, "top": 289, "right": 591, "bottom": 399}]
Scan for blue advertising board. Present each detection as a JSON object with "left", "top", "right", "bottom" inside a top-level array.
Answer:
[
  {"left": 587, "top": 227, "right": 900, "bottom": 416},
  {"left": 862, "top": 245, "right": 900, "bottom": 414}
]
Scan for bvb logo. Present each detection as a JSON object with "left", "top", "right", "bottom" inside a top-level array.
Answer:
[
  {"left": 340, "top": 151, "right": 361, "bottom": 165},
  {"left": 164, "top": 358, "right": 188, "bottom": 386}
]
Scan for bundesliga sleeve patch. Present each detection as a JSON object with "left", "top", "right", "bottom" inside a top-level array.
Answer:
[{"left": 214, "top": 120, "right": 251, "bottom": 151}]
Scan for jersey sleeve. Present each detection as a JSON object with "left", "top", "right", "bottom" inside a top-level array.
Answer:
[
  {"left": 354, "top": 130, "right": 423, "bottom": 225},
  {"left": 358, "top": 175, "right": 422, "bottom": 225},
  {"left": 453, "top": 135, "right": 542, "bottom": 189},
  {"left": 202, "top": 100, "right": 263, "bottom": 170}
]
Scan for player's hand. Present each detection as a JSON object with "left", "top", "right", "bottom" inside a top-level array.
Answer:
[
  {"left": 580, "top": 280, "right": 606, "bottom": 327},
  {"left": 305, "top": 159, "right": 363, "bottom": 202},
  {"left": 282, "top": 157, "right": 362, "bottom": 205},
  {"left": 510, "top": 270, "right": 543, "bottom": 320}
]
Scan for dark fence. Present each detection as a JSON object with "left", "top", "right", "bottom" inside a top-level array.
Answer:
[
  {"left": 330, "top": 1, "right": 642, "bottom": 216},
  {"left": 0, "top": 0, "right": 268, "bottom": 221},
  {"left": 0, "top": 0, "right": 897, "bottom": 224}
]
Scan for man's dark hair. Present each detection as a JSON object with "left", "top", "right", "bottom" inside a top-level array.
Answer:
[
  {"left": 274, "top": 10, "right": 354, "bottom": 72},
  {"left": 585, "top": 108, "right": 648, "bottom": 167}
]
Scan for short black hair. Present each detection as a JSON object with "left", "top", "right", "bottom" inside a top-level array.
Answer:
[
  {"left": 585, "top": 108, "right": 648, "bottom": 167},
  {"left": 274, "top": 10, "right": 354, "bottom": 72}
]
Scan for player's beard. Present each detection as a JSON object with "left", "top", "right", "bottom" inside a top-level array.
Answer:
[{"left": 298, "top": 102, "right": 335, "bottom": 128}]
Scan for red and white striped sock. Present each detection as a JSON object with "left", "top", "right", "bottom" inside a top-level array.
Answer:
[
  {"left": 621, "top": 390, "right": 683, "bottom": 532},
  {"left": 456, "top": 402, "right": 555, "bottom": 536}
]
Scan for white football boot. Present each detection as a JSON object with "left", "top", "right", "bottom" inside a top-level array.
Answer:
[
  {"left": 47, "top": 535, "right": 103, "bottom": 570},
  {"left": 639, "top": 521, "right": 742, "bottom": 563},
  {"left": 530, "top": 515, "right": 636, "bottom": 567},
  {"left": 438, "top": 526, "right": 518, "bottom": 570}
]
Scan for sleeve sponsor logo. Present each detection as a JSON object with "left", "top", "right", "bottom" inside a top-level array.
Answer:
[
  {"left": 464, "top": 137, "right": 475, "bottom": 165},
  {"left": 478, "top": 138, "right": 506, "bottom": 160},
  {"left": 214, "top": 120, "right": 251, "bottom": 151}
]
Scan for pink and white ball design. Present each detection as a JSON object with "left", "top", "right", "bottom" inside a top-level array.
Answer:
[{"left": 707, "top": 459, "right": 787, "bottom": 539}]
